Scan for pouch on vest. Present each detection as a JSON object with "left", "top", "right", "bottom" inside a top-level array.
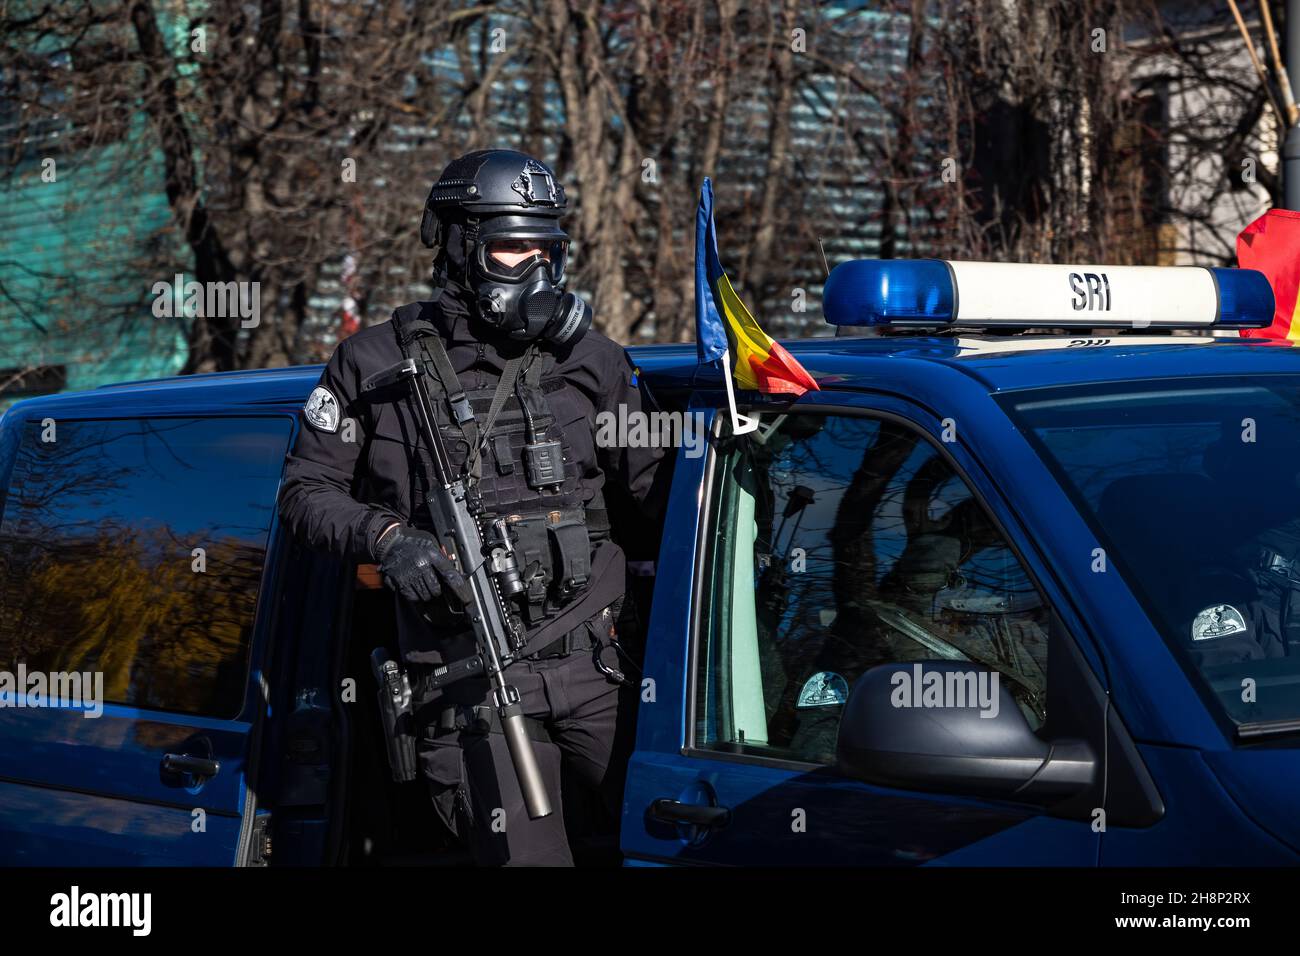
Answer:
[{"left": 548, "top": 514, "right": 591, "bottom": 600}]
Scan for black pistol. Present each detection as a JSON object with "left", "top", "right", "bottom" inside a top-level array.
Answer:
[{"left": 370, "top": 647, "right": 417, "bottom": 783}]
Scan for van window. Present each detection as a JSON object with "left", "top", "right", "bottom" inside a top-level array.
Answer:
[
  {"left": 694, "top": 413, "right": 1051, "bottom": 766},
  {"left": 1000, "top": 375, "right": 1300, "bottom": 730},
  {"left": 0, "top": 416, "right": 292, "bottom": 717}
]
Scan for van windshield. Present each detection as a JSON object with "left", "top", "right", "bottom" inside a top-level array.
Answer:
[{"left": 999, "top": 375, "right": 1300, "bottom": 735}]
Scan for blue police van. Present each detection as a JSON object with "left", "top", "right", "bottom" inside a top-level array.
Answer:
[{"left": 1, "top": 258, "right": 1298, "bottom": 866}]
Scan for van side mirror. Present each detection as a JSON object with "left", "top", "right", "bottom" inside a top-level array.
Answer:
[{"left": 835, "top": 661, "right": 1096, "bottom": 803}]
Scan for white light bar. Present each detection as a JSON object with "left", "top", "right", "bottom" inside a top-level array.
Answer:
[{"left": 823, "top": 259, "right": 1276, "bottom": 329}]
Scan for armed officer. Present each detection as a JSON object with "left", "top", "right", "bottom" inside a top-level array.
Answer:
[{"left": 278, "top": 149, "right": 664, "bottom": 866}]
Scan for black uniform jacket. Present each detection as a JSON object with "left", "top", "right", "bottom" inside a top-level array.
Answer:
[{"left": 278, "top": 292, "right": 665, "bottom": 662}]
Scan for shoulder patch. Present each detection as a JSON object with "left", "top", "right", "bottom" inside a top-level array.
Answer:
[{"left": 304, "top": 386, "right": 341, "bottom": 433}]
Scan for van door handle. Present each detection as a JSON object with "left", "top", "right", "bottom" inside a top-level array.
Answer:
[
  {"left": 162, "top": 753, "right": 221, "bottom": 777},
  {"left": 649, "top": 798, "right": 730, "bottom": 828}
]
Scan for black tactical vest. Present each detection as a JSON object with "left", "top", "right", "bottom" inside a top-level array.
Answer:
[{"left": 392, "top": 304, "right": 607, "bottom": 628}]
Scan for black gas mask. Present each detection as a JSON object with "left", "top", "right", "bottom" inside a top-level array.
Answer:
[{"left": 469, "top": 224, "right": 592, "bottom": 346}]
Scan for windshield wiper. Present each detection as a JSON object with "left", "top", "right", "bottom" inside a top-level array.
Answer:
[{"left": 1236, "top": 718, "right": 1300, "bottom": 740}]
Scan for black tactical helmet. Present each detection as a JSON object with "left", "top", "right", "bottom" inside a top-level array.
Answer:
[
  {"left": 422, "top": 149, "right": 567, "bottom": 238},
  {"left": 421, "top": 149, "right": 590, "bottom": 347}
]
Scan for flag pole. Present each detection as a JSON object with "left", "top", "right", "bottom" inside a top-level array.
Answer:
[{"left": 719, "top": 348, "right": 760, "bottom": 435}]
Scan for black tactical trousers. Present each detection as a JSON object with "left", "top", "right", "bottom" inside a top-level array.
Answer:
[{"left": 415, "top": 608, "right": 638, "bottom": 866}]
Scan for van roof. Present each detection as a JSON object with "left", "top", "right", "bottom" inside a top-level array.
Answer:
[{"left": 4, "top": 335, "right": 1297, "bottom": 419}]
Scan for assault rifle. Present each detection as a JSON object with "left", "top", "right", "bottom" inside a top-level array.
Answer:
[{"left": 361, "top": 357, "right": 551, "bottom": 820}]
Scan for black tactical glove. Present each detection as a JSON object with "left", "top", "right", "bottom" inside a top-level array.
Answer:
[{"left": 374, "top": 526, "right": 472, "bottom": 606}]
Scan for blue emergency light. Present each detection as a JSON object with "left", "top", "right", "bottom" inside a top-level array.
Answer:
[{"left": 823, "top": 259, "right": 1276, "bottom": 330}]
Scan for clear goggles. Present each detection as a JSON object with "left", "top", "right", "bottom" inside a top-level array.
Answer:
[{"left": 477, "top": 236, "right": 569, "bottom": 283}]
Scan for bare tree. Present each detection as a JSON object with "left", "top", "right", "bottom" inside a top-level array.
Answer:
[{"left": 1, "top": 0, "right": 1279, "bottom": 380}]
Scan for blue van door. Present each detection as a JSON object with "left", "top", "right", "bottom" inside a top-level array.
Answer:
[
  {"left": 0, "top": 414, "right": 293, "bottom": 864},
  {"left": 621, "top": 399, "right": 1103, "bottom": 865}
]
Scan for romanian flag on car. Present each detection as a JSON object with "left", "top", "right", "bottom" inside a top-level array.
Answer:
[
  {"left": 695, "top": 178, "right": 819, "bottom": 410},
  {"left": 1237, "top": 208, "right": 1300, "bottom": 343}
]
